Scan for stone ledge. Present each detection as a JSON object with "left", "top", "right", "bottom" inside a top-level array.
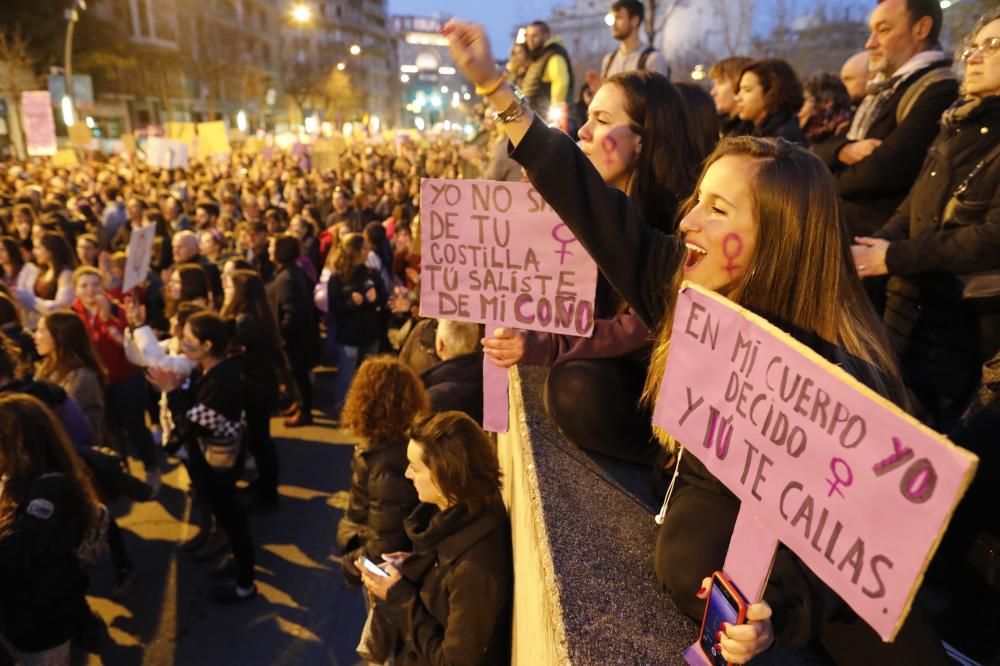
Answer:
[{"left": 499, "top": 366, "right": 697, "bottom": 665}]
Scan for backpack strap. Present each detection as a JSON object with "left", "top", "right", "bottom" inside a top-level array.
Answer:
[
  {"left": 602, "top": 49, "right": 617, "bottom": 79},
  {"left": 638, "top": 46, "right": 656, "bottom": 72},
  {"left": 896, "top": 66, "right": 957, "bottom": 125}
]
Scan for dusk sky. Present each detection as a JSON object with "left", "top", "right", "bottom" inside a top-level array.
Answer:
[{"left": 387, "top": 0, "right": 568, "bottom": 56}]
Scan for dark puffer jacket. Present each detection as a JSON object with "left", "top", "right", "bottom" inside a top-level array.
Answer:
[
  {"left": 0, "top": 472, "right": 90, "bottom": 652},
  {"left": 875, "top": 95, "right": 1000, "bottom": 415},
  {"left": 385, "top": 500, "right": 512, "bottom": 666},
  {"left": 337, "top": 437, "right": 418, "bottom": 586}
]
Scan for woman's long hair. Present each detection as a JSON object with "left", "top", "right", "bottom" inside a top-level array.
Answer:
[
  {"left": 0, "top": 393, "right": 102, "bottom": 534},
  {"left": 166, "top": 263, "right": 210, "bottom": 317},
  {"left": 334, "top": 233, "right": 367, "bottom": 283},
  {"left": 0, "top": 236, "right": 26, "bottom": 282},
  {"left": 38, "top": 310, "right": 107, "bottom": 387},
  {"left": 740, "top": 59, "right": 804, "bottom": 120},
  {"left": 643, "top": 137, "right": 904, "bottom": 446},
  {"left": 220, "top": 269, "right": 282, "bottom": 352},
  {"left": 39, "top": 231, "right": 76, "bottom": 275},
  {"left": 608, "top": 71, "right": 706, "bottom": 232}
]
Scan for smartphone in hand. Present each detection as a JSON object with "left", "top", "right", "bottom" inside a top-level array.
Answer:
[
  {"left": 699, "top": 571, "right": 749, "bottom": 666},
  {"left": 360, "top": 556, "right": 390, "bottom": 578}
]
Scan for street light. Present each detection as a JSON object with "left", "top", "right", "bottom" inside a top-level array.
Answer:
[
  {"left": 291, "top": 3, "right": 312, "bottom": 24},
  {"left": 349, "top": 44, "right": 362, "bottom": 56},
  {"left": 337, "top": 62, "right": 346, "bottom": 71},
  {"left": 64, "top": 0, "right": 87, "bottom": 127}
]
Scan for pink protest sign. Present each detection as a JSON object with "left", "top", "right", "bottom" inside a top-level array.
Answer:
[
  {"left": 419, "top": 178, "right": 598, "bottom": 433},
  {"left": 654, "top": 283, "right": 977, "bottom": 643},
  {"left": 419, "top": 179, "right": 598, "bottom": 337},
  {"left": 21, "top": 91, "right": 57, "bottom": 157}
]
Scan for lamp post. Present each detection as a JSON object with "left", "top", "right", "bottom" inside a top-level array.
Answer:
[{"left": 63, "top": 0, "right": 87, "bottom": 127}]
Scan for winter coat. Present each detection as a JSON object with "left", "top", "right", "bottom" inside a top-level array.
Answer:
[
  {"left": 875, "top": 96, "right": 1000, "bottom": 404},
  {"left": 327, "top": 265, "right": 387, "bottom": 347},
  {"left": 814, "top": 61, "right": 959, "bottom": 237},
  {"left": 385, "top": 501, "right": 512, "bottom": 666},
  {"left": 267, "top": 262, "right": 319, "bottom": 369},
  {"left": 337, "top": 438, "right": 419, "bottom": 586},
  {"left": 420, "top": 354, "right": 484, "bottom": 425},
  {"left": 0, "top": 472, "right": 90, "bottom": 652},
  {"left": 748, "top": 110, "right": 807, "bottom": 146},
  {"left": 231, "top": 313, "right": 281, "bottom": 408},
  {"left": 165, "top": 356, "right": 245, "bottom": 461}
]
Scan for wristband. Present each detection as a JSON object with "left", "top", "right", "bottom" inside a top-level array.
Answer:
[{"left": 475, "top": 73, "right": 506, "bottom": 97}]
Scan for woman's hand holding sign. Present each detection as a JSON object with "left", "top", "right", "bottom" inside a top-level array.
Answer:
[
  {"left": 482, "top": 327, "right": 526, "bottom": 368},
  {"left": 696, "top": 576, "right": 775, "bottom": 664}
]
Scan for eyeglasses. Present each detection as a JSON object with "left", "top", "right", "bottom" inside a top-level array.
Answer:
[{"left": 960, "top": 37, "right": 1000, "bottom": 63}]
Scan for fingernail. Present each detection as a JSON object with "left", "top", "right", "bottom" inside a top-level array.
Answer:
[
  {"left": 696, "top": 586, "right": 706, "bottom": 596},
  {"left": 715, "top": 631, "right": 722, "bottom": 640},
  {"left": 720, "top": 622, "right": 728, "bottom": 632}
]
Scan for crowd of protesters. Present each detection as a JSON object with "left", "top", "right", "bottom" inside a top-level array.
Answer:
[{"left": 0, "top": 0, "right": 997, "bottom": 664}]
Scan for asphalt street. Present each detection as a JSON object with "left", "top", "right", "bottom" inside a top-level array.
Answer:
[{"left": 83, "top": 368, "right": 367, "bottom": 666}]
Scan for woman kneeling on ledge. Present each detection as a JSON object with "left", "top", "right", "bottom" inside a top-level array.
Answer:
[{"left": 443, "top": 19, "right": 947, "bottom": 665}]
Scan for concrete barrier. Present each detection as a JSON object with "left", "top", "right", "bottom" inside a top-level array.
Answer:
[{"left": 498, "top": 366, "right": 697, "bottom": 665}]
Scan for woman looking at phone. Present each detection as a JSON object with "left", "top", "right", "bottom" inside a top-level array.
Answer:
[
  {"left": 443, "top": 19, "right": 945, "bottom": 665},
  {"left": 358, "top": 411, "right": 512, "bottom": 665}
]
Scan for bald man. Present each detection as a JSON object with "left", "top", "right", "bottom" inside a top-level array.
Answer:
[
  {"left": 171, "top": 230, "right": 223, "bottom": 302},
  {"left": 840, "top": 51, "right": 871, "bottom": 105}
]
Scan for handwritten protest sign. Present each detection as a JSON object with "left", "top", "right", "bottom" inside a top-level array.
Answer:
[
  {"left": 122, "top": 224, "right": 157, "bottom": 293},
  {"left": 419, "top": 178, "right": 598, "bottom": 432},
  {"left": 21, "top": 91, "right": 57, "bottom": 156},
  {"left": 652, "top": 283, "right": 977, "bottom": 653},
  {"left": 145, "top": 137, "right": 189, "bottom": 169}
]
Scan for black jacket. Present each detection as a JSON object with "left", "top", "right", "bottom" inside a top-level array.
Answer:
[
  {"left": 328, "top": 265, "right": 387, "bottom": 347},
  {"left": 0, "top": 472, "right": 89, "bottom": 652},
  {"left": 813, "top": 61, "right": 959, "bottom": 237},
  {"left": 166, "top": 356, "right": 245, "bottom": 456},
  {"left": 231, "top": 313, "right": 281, "bottom": 407},
  {"left": 267, "top": 262, "right": 319, "bottom": 368},
  {"left": 874, "top": 96, "right": 1000, "bottom": 403},
  {"left": 386, "top": 501, "right": 512, "bottom": 666},
  {"left": 750, "top": 110, "right": 807, "bottom": 146},
  {"left": 420, "top": 353, "right": 484, "bottom": 425},
  {"left": 337, "top": 438, "right": 419, "bottom": 586}
]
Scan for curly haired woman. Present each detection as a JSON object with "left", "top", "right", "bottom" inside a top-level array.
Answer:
[{"left": 337, "top": 355, "right": 429, "bottom": 586}]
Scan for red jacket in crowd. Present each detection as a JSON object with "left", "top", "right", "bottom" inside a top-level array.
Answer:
[{"left": 71, "top": 299, "right": 141, "bottom": 386}]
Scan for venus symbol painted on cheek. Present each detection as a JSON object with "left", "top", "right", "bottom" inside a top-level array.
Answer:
[
  {"left": 600, "top": 135, "right": 618, "bottom": 168},
  {"left": 722, "top": 233, "right": 743, "bottom": 276}
]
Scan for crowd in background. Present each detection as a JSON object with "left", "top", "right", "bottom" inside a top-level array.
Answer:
[{"left": 0, "top": 0, "right": 998, "bottom": 664}]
